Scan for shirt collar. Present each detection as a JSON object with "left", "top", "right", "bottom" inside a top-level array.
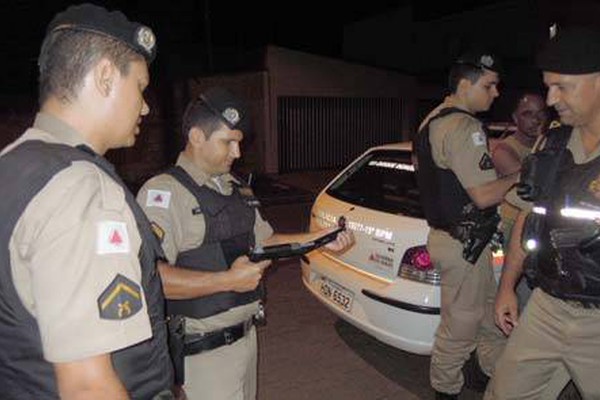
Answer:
[
  {"left": 33, "top": 113, "right": 89, "bottom": 147},
  {"left": 569, "top": 127, "right": 600, "bottom": 163},
  {"left": 176, "top": 153, "right": 236, "bottom": 194},
  {"left": 442, "top": 95, "right": 471, "bottom": 113}
]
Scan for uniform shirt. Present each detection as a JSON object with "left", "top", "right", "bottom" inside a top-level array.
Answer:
[
  {"left": 3, "top": 113, "right": 152, "bottom": 363},
  {"left": 137, "top": 153, "right": 274, "bottom": 332},
  {"left": 420, "top": 96, "right": 498, "bottom": 190}
]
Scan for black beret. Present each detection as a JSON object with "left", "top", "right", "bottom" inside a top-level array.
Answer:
[
  {"left": 455, "top": 52, "right": 501, "bottom": 73},
  {"left": 199, "top": 87, "right": 250, "bottom": 132},
  {"left": 47, "top": 3, "right": 156, "bottom": 63},
  {"left": 537, "top": 25, "right": 600, "bottom": 74}
]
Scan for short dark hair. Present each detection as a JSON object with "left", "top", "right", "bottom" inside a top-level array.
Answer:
[
  {"left": 38, "top": 29, "right": 143, "bottom": 104},
  {"left": 447, "top": 63, "right": 486, "bottom": 93},
  {"left": 181, "top": 98, "right": 226, "bottom": 140}
]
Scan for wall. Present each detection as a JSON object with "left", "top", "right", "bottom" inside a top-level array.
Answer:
[{"left": 264, "top": 46, "right": 417, "bottom": 173}]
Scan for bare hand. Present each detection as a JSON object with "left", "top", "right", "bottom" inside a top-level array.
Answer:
[
  {"left": 227, "top": 255, "right": 271, "bottom": 293},
  {"left": 324, "top": 228, "right": 355, "bottom": 253},
  {"left": 495, "top": 287, "right": 519, "bottom": 336}
]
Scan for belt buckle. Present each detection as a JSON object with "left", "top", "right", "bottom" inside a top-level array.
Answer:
[{"left": 224, "top": 330, "right": 234, "bottom": 345}]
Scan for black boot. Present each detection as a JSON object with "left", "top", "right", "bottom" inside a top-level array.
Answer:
[
  {"left": 435, "top": 391, "right": 458, "bottom": 400},
  {"left": 462, "top": 352, "right": 490, "bottom": 393}
]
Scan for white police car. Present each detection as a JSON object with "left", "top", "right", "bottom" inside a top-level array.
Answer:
[{"left": 301, "top": 142, "right": 503, "bottom": 355}]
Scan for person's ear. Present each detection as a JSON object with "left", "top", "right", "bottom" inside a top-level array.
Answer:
[
  {"left": 93, "top": 58, "right": 116, "bottom": 97},
  {"left": 457, "top": 77, "right": 472, "bottom": 94},
  {"left": 188, "top": 127, "right": 207, "bottom": 146}
]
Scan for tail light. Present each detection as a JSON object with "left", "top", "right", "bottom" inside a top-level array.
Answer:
[{"left": 398, "top": 246, "right": 440, "bottom": 286}]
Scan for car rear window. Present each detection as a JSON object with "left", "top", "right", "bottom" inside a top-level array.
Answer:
[{"left": 326, "top": 149, "right": 423, "bottom": 218}]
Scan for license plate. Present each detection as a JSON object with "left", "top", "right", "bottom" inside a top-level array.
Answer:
[{"left": 319, "top": 277, "right": 354, "bottom": 312}]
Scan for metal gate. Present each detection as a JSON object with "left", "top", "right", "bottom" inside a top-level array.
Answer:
[{"left": 278, "top": 96, "right": 403, "bottom": 172}]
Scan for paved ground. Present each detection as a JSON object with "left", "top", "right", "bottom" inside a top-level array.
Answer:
[{"left": 255, "top": 202, "right": 483, "bottom": 400}]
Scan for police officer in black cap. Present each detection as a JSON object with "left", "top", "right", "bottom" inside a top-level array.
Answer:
[
  {"left": 486, "top": 24, "right": 600, "bottom": 400},
  {"left": 137, "top": 87, "right": 354, "bottom": 400},
  {"left": 413, "top": 51, "right": 519, "bottom": 399},
  {"left": 0, "top": 3, "right": 175, "bottom": 399}
]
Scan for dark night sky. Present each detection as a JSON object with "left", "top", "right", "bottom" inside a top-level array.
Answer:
[{"left": 0, "top": 0, "right": 511, "bottom": 99}]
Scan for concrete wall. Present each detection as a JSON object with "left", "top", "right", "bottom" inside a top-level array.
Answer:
[{"left": 264, "top": 46, "right": 417, "bottom": 173}]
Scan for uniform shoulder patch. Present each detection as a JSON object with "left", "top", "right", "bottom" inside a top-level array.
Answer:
[
  {"left": 471, "top": 131, "right": 486, "bottom": 147},
  {"left": 150, "top": 221, "right": 165, "bottom": 243},
  {"left": 479, "top": 153, "right": 495, "bottom": 170},
  {"left": 146, "top": 189, "right": 171, "bottom": 209},
  {"left": 98, "top": 274, "right": 143, "bottom": 320},
  {"left": 97, "top": 221, "right": 131, "bottom": 255}
]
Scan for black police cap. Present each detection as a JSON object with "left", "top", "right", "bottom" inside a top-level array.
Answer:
[
  {"left": 47, "top": 3, "right": 156, "bottom": 63},
  {"left": 455, "top": 52, "right": 501, "bottom": 73},
  {"left": 199, "top": 87, "right": 249, "bottom": 132},
  {"left": 537, "top": 25, "right": 600, "bottom": 74}
]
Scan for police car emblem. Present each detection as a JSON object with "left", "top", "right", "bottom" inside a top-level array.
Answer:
[
  {"left": 98, "top": 274, "right": 143, "bottom": 320},
  {"left": 136, "top": 26, "right": 156, "bottom": 53},
  {"left": 222, "top": 107, "right": 240, "bottom": 126}
]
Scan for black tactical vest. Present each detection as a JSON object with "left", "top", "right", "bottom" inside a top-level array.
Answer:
[
  {"left": 0, "top": 141, "right": 173, "bottom": 399},
  {"left": 414, "top": 107, "right": 476, "bottom": 230},
  {"left": 530, "top": 128, "right": 600, "bottom": 304},
  {"left": 164, "top": 166, "right": 260, "bottom": 319}
]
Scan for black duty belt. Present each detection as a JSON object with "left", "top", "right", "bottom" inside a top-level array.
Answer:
[{"left": 183, "top": 319, "right": 254, "bottom": 356}]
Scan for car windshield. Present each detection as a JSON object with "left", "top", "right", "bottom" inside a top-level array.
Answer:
[{"left": 326, "top": 149, "right": 423, "bottom": 218}]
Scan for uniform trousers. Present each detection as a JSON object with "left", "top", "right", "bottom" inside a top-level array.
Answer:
[
  {"left": 485, "top": 288, "right": 600, "bottom": 400},
  {"left": 428, "top": 229, "right": 506, "bottom": 394},
  {"left": 183, "top": 326, "right": 257, "bottom": 400}
]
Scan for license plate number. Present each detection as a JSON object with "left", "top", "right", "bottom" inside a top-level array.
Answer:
[{"left": 319, "top": 277, "right": 354, "bottom": 312}]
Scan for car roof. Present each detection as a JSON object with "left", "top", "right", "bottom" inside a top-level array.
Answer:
[{"left": 365, "top": 141, "right": 412, "bottom": 152}]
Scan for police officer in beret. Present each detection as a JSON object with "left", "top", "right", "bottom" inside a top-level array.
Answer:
[
  {"left": 413, "top": 52, "right": 519, "bottom": 399},
  {"left": 0, "top": 4, "right": 174, "bottom": 399},
  {"left": 137, "top": 87, "right": 354, "bottom": 400},
  {"left": 486, "top": 25, "right": 600, "bottom": 399}
]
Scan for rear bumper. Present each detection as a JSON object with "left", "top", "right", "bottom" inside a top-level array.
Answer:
[
  {"left": 301, "top": 251, "right": 440, "bottom": 355},
  {"left": 361, "top": 289, "right": 440, "bottom": 315}
]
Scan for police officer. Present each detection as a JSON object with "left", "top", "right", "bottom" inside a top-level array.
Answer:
[
  {"left": 487, "top": 25, "right": 600, "bottom": 399},
  {"left": 0, "top": 4, "right": 174, "bottom": 399},
  {"left": 491, "top": 93, "right": 549, "bottom": 310},
  {"left": 414, "top": 52, "right": 519, "bottom": 399},
  {"left": 137, "top": 87, "right": 354, "bottom": 400}
]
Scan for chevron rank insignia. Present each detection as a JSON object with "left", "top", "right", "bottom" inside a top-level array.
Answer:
[
  {"left": 98, "top": 274, "right": 142, "bottom": 320},
  {"left": 479, "top": 153, "right": 495, "bottom": 170}
]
